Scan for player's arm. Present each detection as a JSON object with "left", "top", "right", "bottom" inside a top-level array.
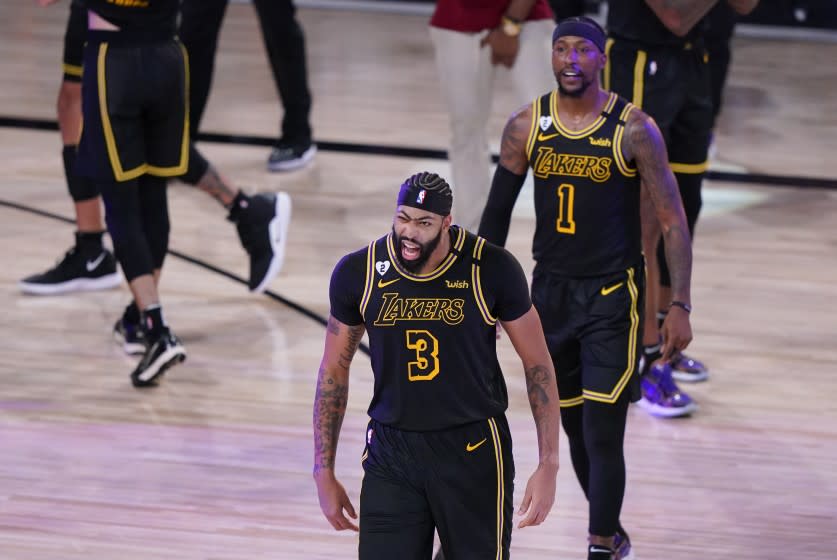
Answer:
[
  {"left": 622, "top": 110, "right": 693, "bottom": 359},
  {"left": 478, "top": 104, "right": 533, "bottom": 246},
  {"left": 313, "top": 315, "right": 365, "bottom": 531},
  {"left": 480, "top": 0, "right": 539, "bottom": 67},
  {"left": 501, "top": 306, "right": 560, "bottom": 528},
  {"left": 644, "top": 0, "right": 720, "bottom": 37}
]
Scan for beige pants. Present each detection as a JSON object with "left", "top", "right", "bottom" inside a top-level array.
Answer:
[{"left": 430, "top": 19, "right": 555, "bottom": 231}]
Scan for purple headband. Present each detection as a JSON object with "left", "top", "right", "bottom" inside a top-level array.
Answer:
[{"left": 552, "top": 18, "right": 606, "bottom": 52}]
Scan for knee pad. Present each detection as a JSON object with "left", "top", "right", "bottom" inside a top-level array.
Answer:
[{"left": 63, "top": 145, "right": 99, "bottom": 201}]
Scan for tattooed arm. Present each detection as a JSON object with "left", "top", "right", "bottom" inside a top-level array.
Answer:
[
  {"left": 501, "top": 306, "right": 561, "bottom": 528},
  {"left": 478, "top": 104, "right": 533, "bottom": 245},
  {"left": 313, "top": 315, "right": 365, "bottom": 531},
  {"left": 623, "top": 110, "right": 694, "bottom": 359}
]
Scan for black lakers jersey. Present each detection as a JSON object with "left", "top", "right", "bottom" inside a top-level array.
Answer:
[
  {"left": 85, "top": 0, "right": 178, "bottom": 33},
  {"left": 329, "top": 227, "right": 532, "bottom": 431},
  {"left": 607, "top": 0, "right": 706, "bottom": 46},
  {"left": 525, "top": 91, "right": 641, "bottom": 277}
]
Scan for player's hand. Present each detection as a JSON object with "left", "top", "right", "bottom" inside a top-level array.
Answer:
[
  {"left": 660, "top": 306, "right": 693, "bottom": 361},
  {"left": 314, "top": 471, "right": 359, "bottom": 531},
  {"left": 517, "top": 462, "right": 558, "bottom": 528},
  {"left": 480, "top": 29, "right": 520, "bottom": 68}
]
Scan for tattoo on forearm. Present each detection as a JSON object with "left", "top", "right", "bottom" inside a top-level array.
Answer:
[
  {"left": 338, "top": 325, "right": 364, "bottom": 371},
  {"left": 525, "top": 364, "right": 557, "bottom": 456},
  {"left": 313, "top": 367, "right": 349, "bottom": 473},
  {"left": 662, "top": 222, "right": 692, "bottom": 301},
  {"left": 196, "top": 165, "right": 236, "bottom": 207}
]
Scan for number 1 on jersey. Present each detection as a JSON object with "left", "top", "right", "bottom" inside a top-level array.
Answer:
[
  {"left": 556, "top": 183, "right": 576, "bottom": 234},
  {"left": 406, "top": 330, "right": 440, "bottom": 381}
]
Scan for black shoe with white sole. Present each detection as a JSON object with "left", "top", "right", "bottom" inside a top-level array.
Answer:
[
  {"left": 130, "top": 329, "right": 186, "bottom": 387},
  {"left": 19, "top": 246, "right": 121, "bottom": 295}
]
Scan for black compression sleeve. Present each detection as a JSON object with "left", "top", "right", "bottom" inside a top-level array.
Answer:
[{"left": 477, "top": 165, "right": 527, "bottom": 247}]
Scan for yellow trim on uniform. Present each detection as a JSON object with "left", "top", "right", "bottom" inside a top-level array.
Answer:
[
  {"left": 146, "top": 42, "right": 190, "bottom": 177},
  {"left": 613, "top": 124, "right": 637, "bottom": 177},
  {"left": 472, "top": 237, "right": 497, "bottom": 325},
  {"left": 559, "top": 395, "right": 585, "bottom": 408},
  {"left": 488, "top": 418, "right": 505, "bottom": 560},
  {"left": 359, "top": 242, "right": 376, "bottom": 320},
  {"left": 63, "top": 63, "right": 83, "bottom": 77},
  {"left": 360, "top": 449, "right": 368, "bottom": 463},
  {"left": 631, "top": 50, "right": 647, "bottom": 109},
  {"left": 670, "top": 161, "right": 709, "bottom": 174},
  {"left": 551, "top": 90, "right": 615, "bottom": 138},
  {"left": 97, "top": 43, "right": 190, "bottom": 181},
  {"left": 603, "top": 38, "right": 614, "bottom": 91},
  {"left": 386, "top": 227, "right": 465, "bottom": 281},
  {"left": 97, "top": 44, "right": 145, "bottom": 181},
  {"left": 582, "top": 267, "right": 640, "bottom": 403},
  {"left": 525, "top": 98, "right": 541, "bottom": 162}
]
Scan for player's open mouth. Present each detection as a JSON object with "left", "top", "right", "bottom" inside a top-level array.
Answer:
[{"left": 401, "top": 240, "right": 421, "bottom": 260}]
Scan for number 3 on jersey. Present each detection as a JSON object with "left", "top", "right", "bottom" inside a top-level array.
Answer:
[
  {"left": 406, "top": 330, "right": 440, "bottom": 381},
  {"left": 556, "top": 183, "right": 576, "bottom": 234}
]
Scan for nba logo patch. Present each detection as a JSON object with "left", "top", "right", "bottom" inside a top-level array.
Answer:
[
  {"left": 367, "top": 428, "right": 374, "bottom": 444},
  {"left": 539, "top": 116, "right": 552, "bottom": 131},
  {"left": 416, "top": 189, "right": 426, "bottom": 204}
]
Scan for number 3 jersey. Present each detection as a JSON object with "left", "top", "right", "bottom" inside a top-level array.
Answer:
[
  {"left": 526, "top": 90, "right": 642, "bottom": 277},
  {"left": 329, "top": 227, "right": 532, "bottom": 431}
]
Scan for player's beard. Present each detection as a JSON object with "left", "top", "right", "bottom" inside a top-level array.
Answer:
[
  {"left": 392, "top": 225, "right": 444, "bottom": 273},
  {"left": 556, "top": 74, "right": 593, "bottom": 98}
]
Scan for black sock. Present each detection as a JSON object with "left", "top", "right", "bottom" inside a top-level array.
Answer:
[
  {"left": 75, "top": 230, "right": 105, "bottom": 255},
  {"left": 226, "top": 190, "right": 250, "bottom": 222},
  {"left": 641, "top": 343, "right": 662, "bottom": 376},
  {"left": 122, "top": 301, "right": 141, "bottom": 325},
  {"left": 141, "top": 304, "right": 166, "bottom": 341},
  {"left": 588, "top": 544, "right": 613, "bottom": 560}
]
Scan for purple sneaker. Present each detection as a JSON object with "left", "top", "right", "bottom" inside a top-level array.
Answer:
[
  {"left": 671, "top": 351, "right": 709, "bottom": 382},
  {"left": 614, "top": 531, "right": 635, "bottom": 560},
  {"left": 637, "top": 362, "right": 697, "bottom": 418}
]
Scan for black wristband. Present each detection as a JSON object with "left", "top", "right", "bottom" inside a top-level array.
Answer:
[{"left": 669, "top": 300, "right": 692, "bottom": 313}]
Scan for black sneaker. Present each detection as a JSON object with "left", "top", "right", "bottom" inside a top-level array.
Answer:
[
  {"left": 130, "top": 328, "right": 186, "bottom": 387},
  {"left": 19, "top": 246, "right": 121, "bottom": 295},
  {"left": 231, "top": 192, "right": 292, "bottom": 293},
  {"left": 113, "top": 317, "right": 146, "bottom": 355},
  {"left": 267, "top": 141, "right": 316, "bottom": 172},
  {"left": 588, "top": 544, "right": 614, "bottom": 560}
]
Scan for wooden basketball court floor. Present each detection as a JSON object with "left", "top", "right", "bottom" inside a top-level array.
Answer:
[{"left": 1, "top": 3, "right": 835, "bottom": 559}]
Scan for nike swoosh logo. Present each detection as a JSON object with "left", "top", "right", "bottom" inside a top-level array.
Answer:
[
  {"left": 601, "top": 282, "right": 624, "bottom": 296},
  {"left": 86, "top": 252, "right": 107, "bottom": 272},
  {"left": 377, "top": 278, "right": 400, "bottom": 288},
  {"left": 590, "top": 546, "right": 612, "bottom": 553},
  {"left": 466, "top": 438, "right": 487, "bottom": 452},
  {"left": 537, "top": 132, "right": 560, "bottom": 142}
]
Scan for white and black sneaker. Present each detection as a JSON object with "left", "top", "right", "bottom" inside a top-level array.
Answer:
[
  {"left": 130, "top": 329, "right": 186, "bottom": 388},
  {"left": 267, "top": 141, "right": 316, "bottom": 172},
  {"left": 113, "top": 317, "right": 146, "bottom": 355},
  {"left": 19, "top": 246, "right": 121, "bottom": 295},
  {"left": 231, "top": 192, "right": 292, "bottom": 293}
]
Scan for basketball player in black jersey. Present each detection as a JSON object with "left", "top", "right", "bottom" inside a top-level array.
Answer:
[
  {"left": 313, "top": 172, "right": 561, "bottom": 559},
  {"left": 605, "top": 0, "right": 758, "bottom": 390},
  {"left": 30, "top": 1, "right": 292, "bottom": 362},
  {"left": 479, "top": 18, "right": 695, "bottom": 560}
]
